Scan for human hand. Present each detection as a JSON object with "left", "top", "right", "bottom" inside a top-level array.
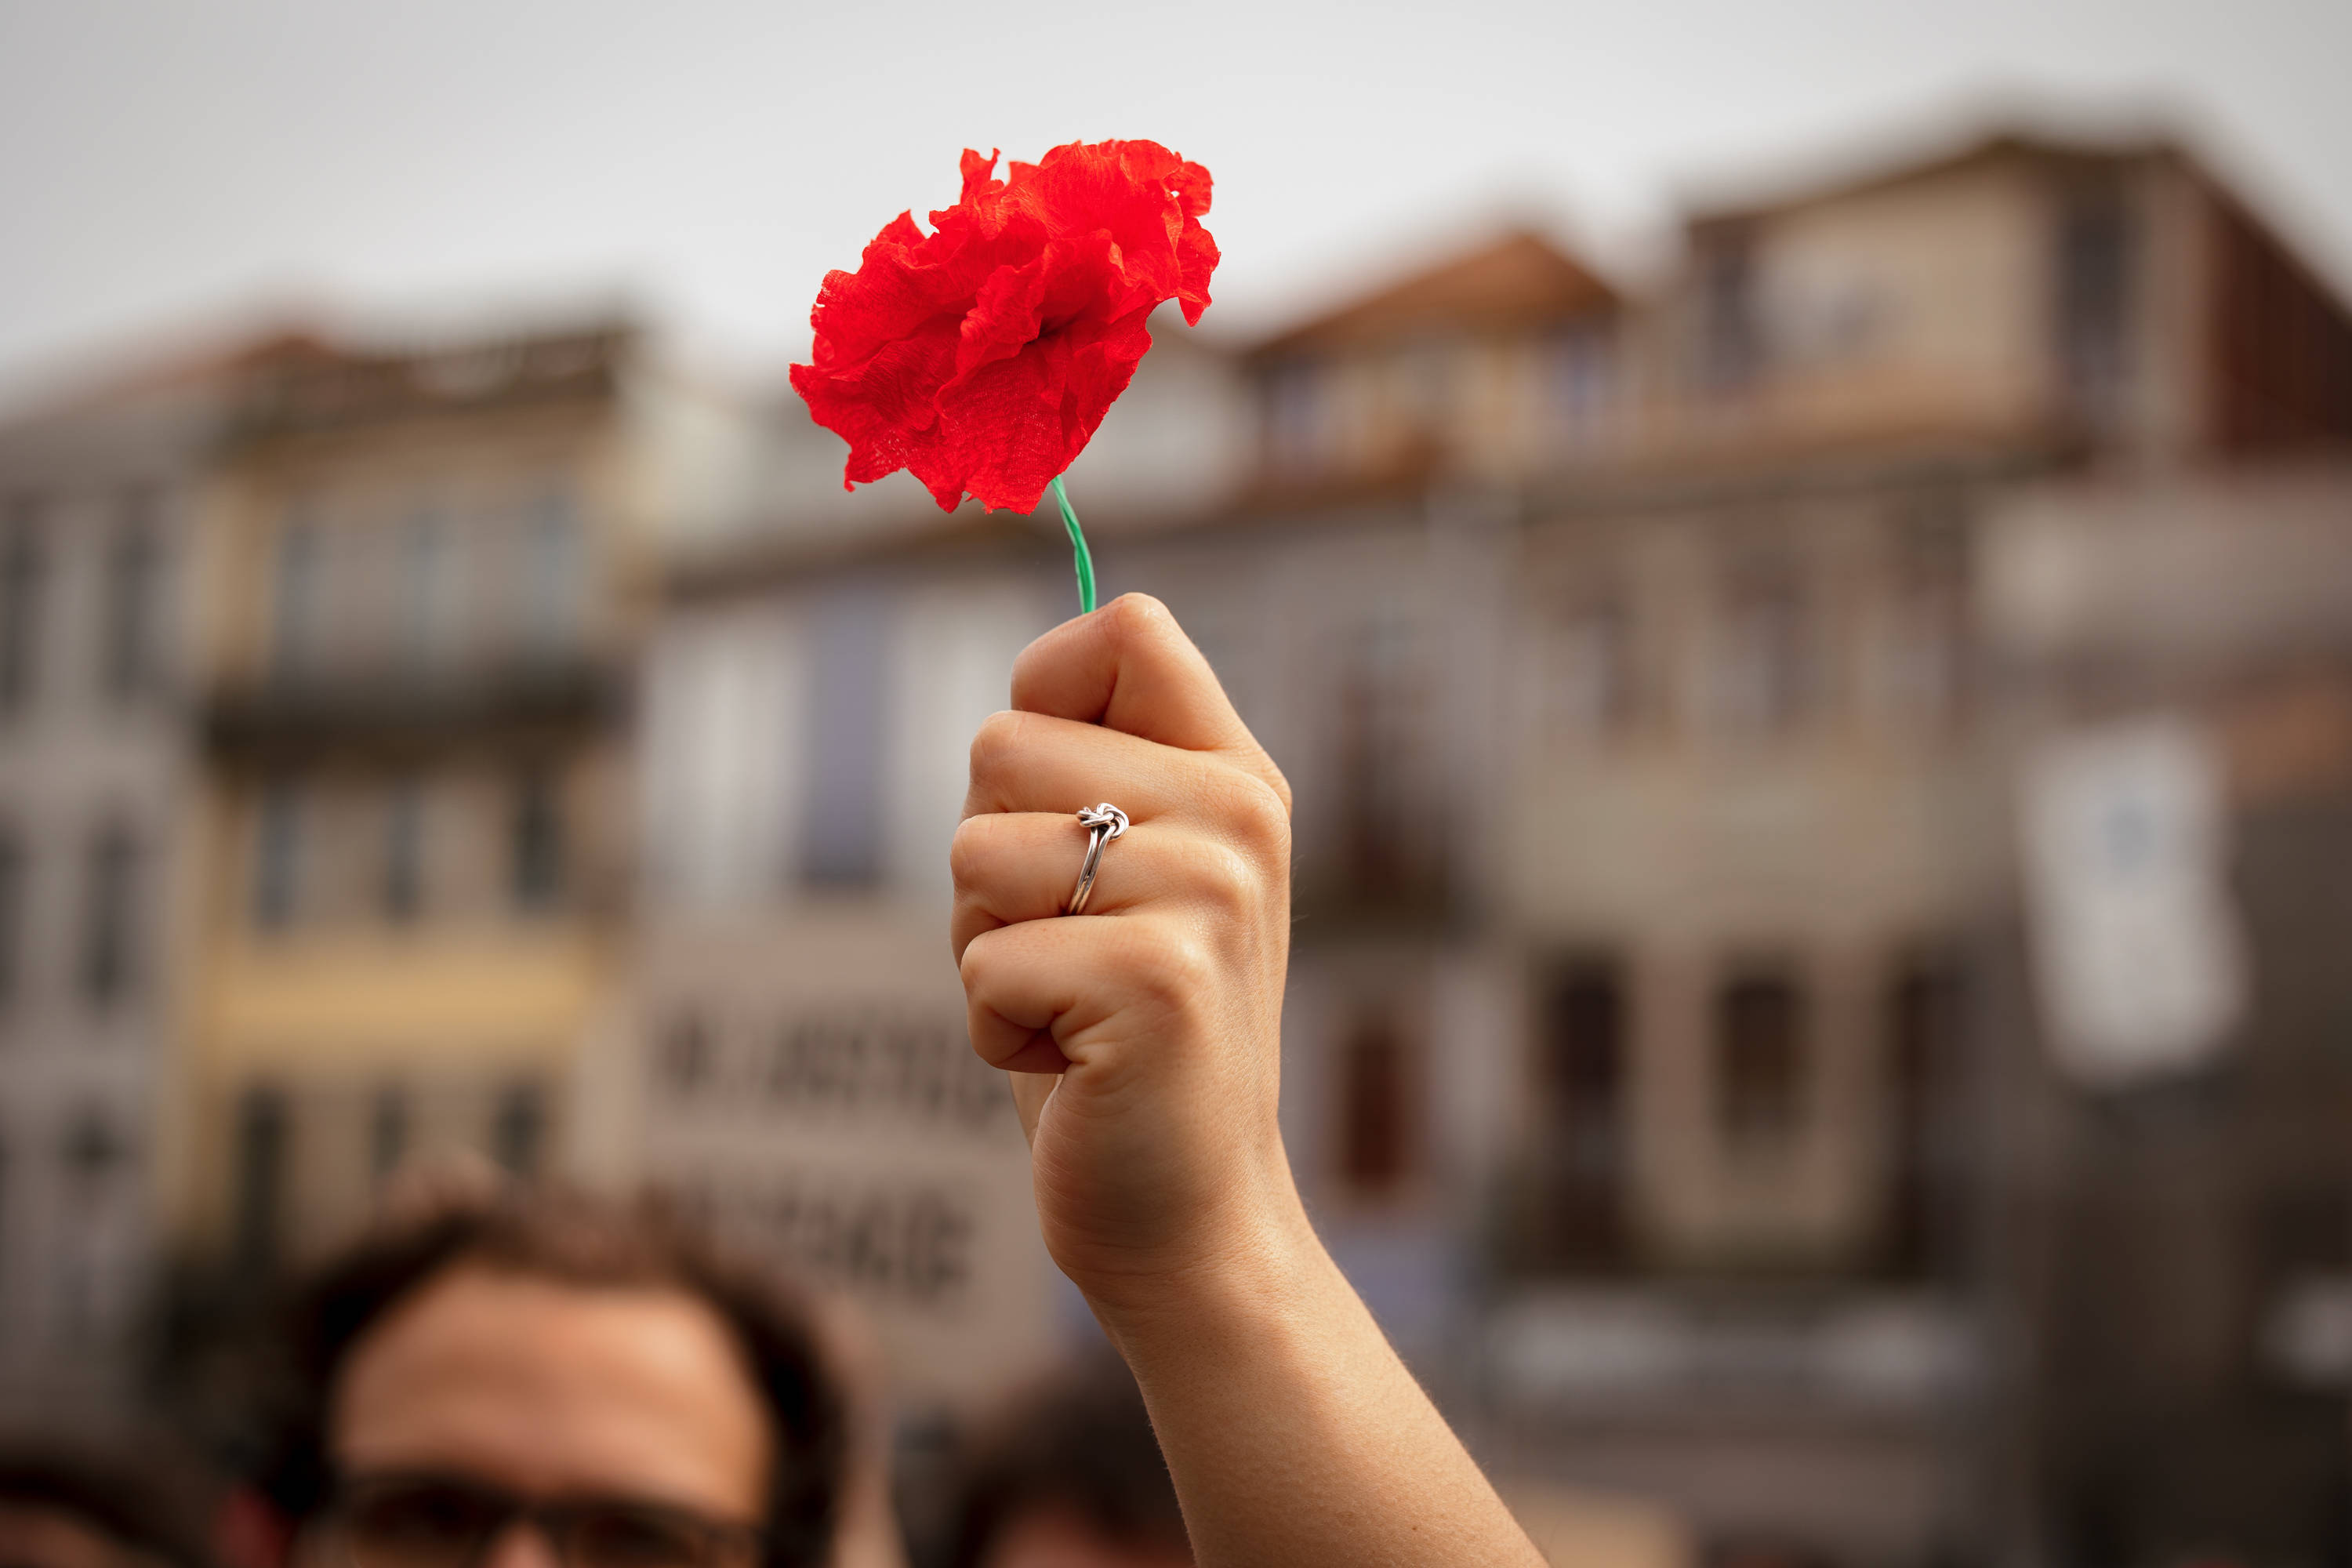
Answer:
[
  {"left": 950, "top": 594, "right": 1299, "bottom": 1315},
  {"left": 951, "top": 596, "right": 1547, "bottom": 1568}
]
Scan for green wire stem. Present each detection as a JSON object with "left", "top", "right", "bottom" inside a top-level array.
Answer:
[{"left": 1050, "top": 474, "right": 1096, "bottom": 615}]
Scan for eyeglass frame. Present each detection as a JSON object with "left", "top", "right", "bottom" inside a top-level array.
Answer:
[{"left": 319, "top": 1470, "right": 771, "bottom": 1568}]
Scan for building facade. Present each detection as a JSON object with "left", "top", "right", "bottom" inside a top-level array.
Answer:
[
  {"left": 0, "top": 106, "right": 2343, "bottom": 1568},
  {"left": 164, "top": 322, "right": 757, "bottom": 1279},
  {"left": 1976, "top": 465, "right": 2352, "bottom": 1567},
  {"left": 0, "top": 349, "right": 267, "bottom": 1425},
  {"left": 624, "top": 123, "right": 2352, "bottom": 1564},
  {"left": 1474, "top": 129, "right": 2352, "bottom": 1564}
]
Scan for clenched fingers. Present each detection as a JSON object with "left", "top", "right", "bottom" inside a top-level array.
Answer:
[
  {"left": 950, "top": 811, "right": 1265, "bottom": 963},
  {"left": 961, "top": 707, "right": 1290, "bottom": 835},
  {"left": 959, "top": 915, "right": 1215, "bottom": 1077},
  {"left": 1010, "top": 593, "right": 1291, "bottom": 813}
]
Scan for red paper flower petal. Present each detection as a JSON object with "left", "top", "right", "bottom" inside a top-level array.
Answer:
[{"left": 791, "top": 140, "right": 1218, "bottom": 514}]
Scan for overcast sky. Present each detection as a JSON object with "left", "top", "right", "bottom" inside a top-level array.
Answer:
[{"left": 2, "top": 0, "right": 2345, "bottom": 396}]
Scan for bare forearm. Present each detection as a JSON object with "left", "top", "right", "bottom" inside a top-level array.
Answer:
[
  {"left": 1092, "top": 1201, "right": 1544, "bottom": 1568},
  {"left": 956, "top": 600, "right": 1541, "bottom": 1567}
]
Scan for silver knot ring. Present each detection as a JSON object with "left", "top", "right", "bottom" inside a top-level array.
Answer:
[{"left": 1063, "top": 803, "right": 1130, "bottom": 916}]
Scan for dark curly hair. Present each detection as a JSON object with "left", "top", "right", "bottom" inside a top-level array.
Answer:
[
  {"left": 0, "top": 1439, "right": 216, "bottom": 1568},
  {"left": 248, "top": 1183, "right": 847, "bottom": 1568},
  {"left": 942, "top": 1356, "right": 1189, "bottom": 1568}
]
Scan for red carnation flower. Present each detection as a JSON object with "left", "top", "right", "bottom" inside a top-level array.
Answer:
[{"left": 790, "top": 140, "right": 1218, "bottom": 515}]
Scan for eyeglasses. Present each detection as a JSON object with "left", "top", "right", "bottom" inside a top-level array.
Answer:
[{"left": 329, "top": 1474, "right": 766, "bottom": 1568}]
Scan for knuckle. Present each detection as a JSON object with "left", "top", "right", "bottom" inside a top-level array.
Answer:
[
  {"left": 1128, "top": 927, "right": 1214, "bottom": 1007},
  {"left": 1259, "top": 760, "right": 1296, "bottom": 816},
  {"left": 1104, "top": 591, "right": 1177, "bottom": 645},
  {"left": 1184, "top": 837, "right": 1258, "bottom": 913},
  {"left": 967, "top": 709, "right": 1029, "bottom": 788},
  {"left": 947, "top": 815, "right": 992, "bottom": 889},
  {"left": 1208, "top": 768, "right": 1292, "bottom": 857}
]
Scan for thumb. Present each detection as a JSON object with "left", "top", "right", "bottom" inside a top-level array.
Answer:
[
  {"left": 1007, "top": 1070, "right": 1058, "bottom": 1144},
  {"left": 1011, "top": 594, "right": 1290, "bottom": 809}
]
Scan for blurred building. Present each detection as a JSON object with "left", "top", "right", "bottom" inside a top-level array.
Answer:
[
  {"left": 162, "top": 321, "right": 757, "bottom": 1277},
  {"left": 0, "top": 101, "right": 2345, "bottom": 1568},
  {"left": 0, "top": 337, "right": 314, "bottom": 1425},
  {"left": 1472, "top": 128, "right": 2352, "bottom": 1566},
  {"left": 615, "top": 122, "right": 2352, "bottom": 1563},
  {"left": 1245, "top": 205, "right": 1986, "bottom": 1563},
  {"left": 1977, "top": 466, "right": 2352, "bottom": 1566}
]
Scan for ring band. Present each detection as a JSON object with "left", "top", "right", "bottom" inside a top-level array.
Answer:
[{"left": 1064, "top": 803, "right": 1129, "bottom": 916}]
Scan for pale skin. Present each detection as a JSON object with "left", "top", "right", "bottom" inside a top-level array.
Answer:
[{"left": 952, "top": 593, "right": 1545, "bottom": 1568}]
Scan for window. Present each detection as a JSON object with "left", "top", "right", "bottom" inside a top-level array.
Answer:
[
  {"left": 1539, "top": 960, "right": 1628, "bottom": 1269},
  {"left": 0, "top": 826, "right": 24, "bottom": 1007},
  {"left": 1882, "top": 503, "right": 1970, "bottom": 727},
  {"left": 1697, "top": 229, "right": 1764, "bottom": 392},
  {"left": 509, "top": 767, "right": 565, "bottom": 912},
  {"left": 2056, "top": 180, "right": 2136, "bottom": 430},
  {"left": 517, "top": 488, "right": 583, "bottom": 662},
  {"left": 1392, "top": 339, "right": 1454, "bottom": 436},
  {"left": 252, "top": 781, "right": 302, "bottom": 930},
  {"left": 1266, "top": 359, "right": 1330, "bottom": 476},
  {"left": 79, "top": 823, "right": 141, "bottom": 1007},
  {"left": 0, "top": 505, "right": 47, "bottom": 713},
  {"left": 103, "top": 495, "right": 165, "bottom": 702},
  {"left": 397, "top": 508, "right": 461, "bottom": 673},
  {"left": 800, "top": 593, "right": 888, "bottom": 888},
  {"left": 492, "top": 1081, "right": 546, "bottom": 1177},
  {"left": 269, "top": 517, "right": 323, "bottom": 684},
  {"left": 1712, "top": 561, "right": 1812, "bottom": 735},
  {"left": 1333, "top": 618, "right": 1443, "bottom": 906},
  {"left": 381, "top": 778, "right": 425, "bottom": 922},
  {"left": 1337, "top": 1014, "right": 1412, "bottom": 1194},
  {"left": 1547, "top": 320, "right": 1615, "bottom": 438},
  {"left": 231, "top": 1086, "right": 288, "bottom": 1274},
  {"left": 1885, "top": 957, "right": 1964, "bottom": 1277},
  {"left": 1715, "top": 972, "right": 1807, "bottom": 1152},
  {"left": 57, "top": 1109, "right": 131, "bottom": 1341},
  {"left": 61, "top": 1109, "right": 128, "bottom": 1196},
  {"left": 1550, "top": 595, "right": 1636, "bottom": 740},
  {"left": 662, "top": 1011, "right": 713, "bottom": 1097},
  {"left": 369, "top": 1087, "right": 408, "bottom": 1184}
]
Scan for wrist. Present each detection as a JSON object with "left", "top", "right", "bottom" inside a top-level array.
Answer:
[{"left": 1073, "top": 1174, "right": 1330, "bottom": 1343}]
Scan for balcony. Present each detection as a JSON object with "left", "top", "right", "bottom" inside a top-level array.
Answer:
[
  {"left": 1485, "top": 1284, "right": 1976, "bottom": 1417},
  {"left": 205, "top": 657, "right": 618, "bottom": 754},
  {"left": 231, "top": 326, "right": 633, "bottom": 439}
]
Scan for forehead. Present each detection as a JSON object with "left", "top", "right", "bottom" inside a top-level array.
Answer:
[{"left": 330, "top": 1265, "right": 773, "bottom": 1519}]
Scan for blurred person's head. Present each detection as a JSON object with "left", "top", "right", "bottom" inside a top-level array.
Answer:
[
  {"left": 942, "top": 1359, "right": 1188, "bottom": 1568},
  {"left": 0, "top": 1443, "right": 212, "bottom": 1568},
  {"left": 246, "top": 1183, "right": 847, "bottom": 1568}
]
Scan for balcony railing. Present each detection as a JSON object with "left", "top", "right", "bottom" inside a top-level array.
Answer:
[{"left": 205, "top": 655, "right": 617, "bottom": 751}]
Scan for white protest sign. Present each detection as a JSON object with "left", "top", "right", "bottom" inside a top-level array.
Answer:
[{"left": 2020, "top": 717, "right": 2248, "bottom": 1087}]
